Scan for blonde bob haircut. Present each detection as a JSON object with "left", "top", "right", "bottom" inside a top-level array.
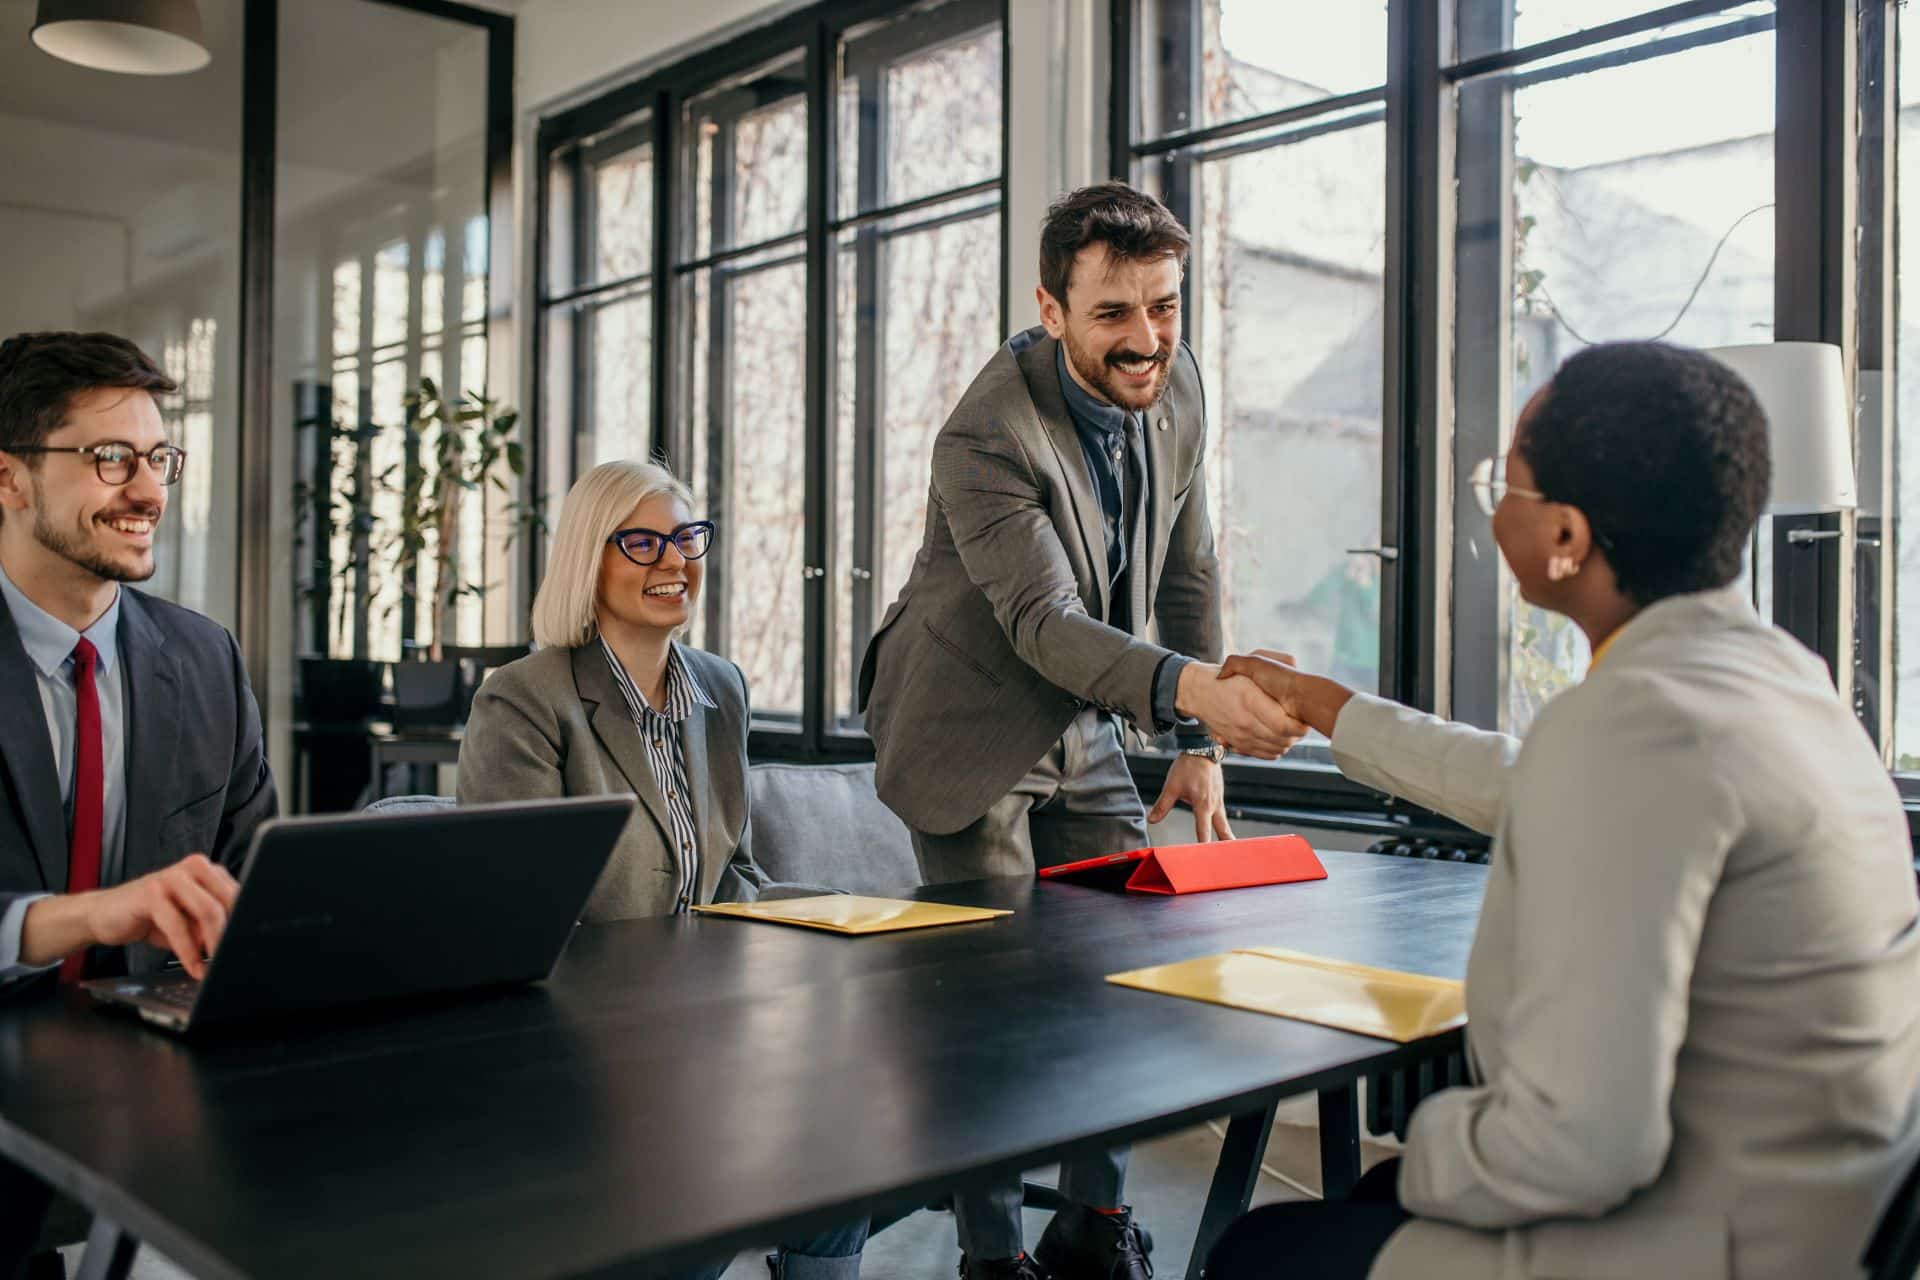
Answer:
[{"left": 531, "top": 459, "right": 694, "bottom": 650}]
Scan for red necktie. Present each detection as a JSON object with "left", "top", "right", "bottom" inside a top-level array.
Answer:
[{"left": 58, "top": 637, "right": 102, "bottom": 984}]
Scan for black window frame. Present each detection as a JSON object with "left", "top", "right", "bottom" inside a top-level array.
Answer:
[
  {"left": 1111, "top": 0, "right": 1870, "bottom": 828},
  {"left": 533, "top": 0, "right": 1010, "bottom": 760}
]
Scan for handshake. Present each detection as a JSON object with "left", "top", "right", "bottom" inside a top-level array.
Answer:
[{"left": 1174, "top": 651, "right": 1357, "bottom": 759}]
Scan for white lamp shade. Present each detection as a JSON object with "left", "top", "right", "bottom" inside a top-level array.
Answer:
[
  {"left": 1704, "top": 341, "right": 1854, "bottom": 515},
  {"left": 31, "top": 0, "right": 209, "bottom": 76}
]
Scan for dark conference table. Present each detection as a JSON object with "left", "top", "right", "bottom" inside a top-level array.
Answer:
[{"left": 0, "top": 850, "right": 1486, "bottom": 1280}]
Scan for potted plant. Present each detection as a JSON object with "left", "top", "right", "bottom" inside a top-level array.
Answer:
[{"left": 384, "top": 378, "right": 539, "bottom": 727}]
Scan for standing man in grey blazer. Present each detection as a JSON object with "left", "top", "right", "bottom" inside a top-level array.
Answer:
[
  {"left": 0, "top": 331, "right": 277, "bottom": 1280},
  {"left": 857, "top": 184, "right": 1302, "bottom": 1280}
]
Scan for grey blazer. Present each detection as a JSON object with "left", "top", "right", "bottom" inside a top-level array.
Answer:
[
  {"left": 0, "top": 588, "right": 277, "bottom": 985},
  {"left": 456, "top": 642, "right": 773, "bottom": 921},
  {"left": 1327, "top": 588, "right": 1920, "bottom": 1280},
  {"left": 857, "top": 328, "right": 1223, "bottom": 834}
]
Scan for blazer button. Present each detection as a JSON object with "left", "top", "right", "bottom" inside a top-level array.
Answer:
[{"left": 1156, "top": 417, "right": 1168, "bottom": 431}]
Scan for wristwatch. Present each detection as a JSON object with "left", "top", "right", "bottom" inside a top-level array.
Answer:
[{"left": 1181, "top": 742, "right": 1226, "bottom": 764}]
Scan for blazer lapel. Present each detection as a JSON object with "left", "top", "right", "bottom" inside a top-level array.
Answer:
[
  {"left": 1016, "top": 335, "right": 1111, "bottom": 620},
  {"left": 118, "top": 593, "right": 182, "bottom": 883},
  {"left": 0, "top": 606, "right": 66, "bottom": 890},
  {"left": 1143, "top": 398, "right": 1179, "bottom": 600},
  {"left": 674, "top": 676, "right": 728, "bottom": 905},
  {"left": 570, "top": 644, "right": 674, "bottom": 851}
]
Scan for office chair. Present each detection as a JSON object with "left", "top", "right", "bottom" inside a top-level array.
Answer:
[{"left": 1864, "top": 1150, "right": 1920, "bottom": 1280}]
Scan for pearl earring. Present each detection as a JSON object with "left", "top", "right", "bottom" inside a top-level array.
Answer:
[{"left": 1547, "top": 556, "right": 1580, "bottom": 582}]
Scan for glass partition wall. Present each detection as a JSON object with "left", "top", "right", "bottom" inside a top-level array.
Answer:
[
  {"left": 0, "top": 0, "right": 245, "bottom": 627},
  {"left": 269, "top": 0, "right": 509, "bottom": 810}
]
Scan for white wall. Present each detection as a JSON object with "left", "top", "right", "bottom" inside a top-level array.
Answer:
[{"left": 516, "top": 0, "right": 810, "bottom": 114}]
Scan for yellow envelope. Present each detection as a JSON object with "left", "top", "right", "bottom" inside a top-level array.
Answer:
[
  {"left": 1106, "top": 946, "right": 1465, "bottom": 1042},
  {"left": 691, "top": 895, "right": 1012, "bottom": 935}
]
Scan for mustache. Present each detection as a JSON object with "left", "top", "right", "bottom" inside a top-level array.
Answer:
[
  {"left": 99, "top": 504, "right": 162, "bottom": 522},
  {"left": 1106, "top": 348, "right": 1169, "bottom": 368}
]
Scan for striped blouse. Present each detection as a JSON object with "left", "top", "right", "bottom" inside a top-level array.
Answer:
[{"left": 598, "top": 637, "right": 716, "bottom": 913}]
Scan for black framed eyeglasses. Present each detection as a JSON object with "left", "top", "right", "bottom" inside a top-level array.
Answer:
[
  {"left": 6, "top": 441, "right": 188, "bottom": 487},
  {"left": 606, "top": 520, "right": 716, "bottom": 566}
]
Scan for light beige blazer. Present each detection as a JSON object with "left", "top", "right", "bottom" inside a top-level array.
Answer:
[{"left": 1328, "top": 587, "right": 1920, "bottom": 1280}]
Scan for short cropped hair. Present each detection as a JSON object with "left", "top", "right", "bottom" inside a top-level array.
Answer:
[
  {"left": 0, "top": 330, "right": 176, "bottom": 456},
  {"left": 531, "top": 459, "right": 694, "bottom": 650},
  {"left": 1519, "top": 341, "right": 1771, "bottom": 606},
  {"left": 1038, "top": 182, "right": 1191, "bottom": 310}
]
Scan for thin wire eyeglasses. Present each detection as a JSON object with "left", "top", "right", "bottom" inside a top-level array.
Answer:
[
  {"left": 6, "top": 441, "right": 188, "bottom": 486},
  {"left": 1468, "top": 456, "right": 1544, "bottom": 518},
  {"left": 606, "top": 520, "right": 716, "bottom": 567}
]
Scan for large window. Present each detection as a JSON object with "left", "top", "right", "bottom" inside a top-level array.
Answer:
[
  {"left": 536, "top": 0, "right": 1006, "bottom": 746},
  {"left": 1111, "top": 0, "right": 1870, "bottom": 810},
  {"left": 1126, "top": 0, "right": 1393, "bottom": 729},
  {"left": 678, "top": 51, "right": 812, "bottom": 719},
  {"left": 1450, "top": 2, "right": 1776, "bottom": 733},
  {"left": 831, "top": 2, "right": 1005, "bottom": 731},
  {"left": 1893, "top": 6, "right": 1920, "bottom": 768}
]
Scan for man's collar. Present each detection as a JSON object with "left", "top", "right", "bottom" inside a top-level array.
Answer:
[
  {"left": 1055, "top": 342, "right": 1132, "bottom": 439},
  {"left": 0, "top": 558, "right": 120, "bottom": 678}
]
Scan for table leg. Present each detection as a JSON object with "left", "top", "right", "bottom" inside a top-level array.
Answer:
[
  {"left": 73, "top": 1217, "right": 138, "bottom": 1280},
  {"left": 1318, "top": 1083, "right": 1362, "bottom": 1201},
  {"left": 1186, "top": 1100, "right": 1278, "bottom": 1280}
]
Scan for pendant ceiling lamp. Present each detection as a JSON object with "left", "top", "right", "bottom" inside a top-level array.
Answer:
[{"left": 31, "top": 0, "right": 210, "bottom": 75}]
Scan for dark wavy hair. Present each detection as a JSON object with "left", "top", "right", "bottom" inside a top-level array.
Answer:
[
  {"left": 1038, "top": 182, "right": 1190, "bottom": 310},
  {"left": 1519, "top": 341, "right": 1771, "bottom": 605},
  {"left": 0, "top": 330, "right": 176, "bottom": 458}
]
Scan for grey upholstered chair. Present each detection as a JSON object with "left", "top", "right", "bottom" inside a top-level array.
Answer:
[{"left": 746, "top": 762, "right": 921, "bottom": 896}]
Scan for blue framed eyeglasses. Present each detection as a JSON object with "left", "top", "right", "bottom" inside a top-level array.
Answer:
[{"left": 606, "top": 520, "right": 716, "bottom": 567}]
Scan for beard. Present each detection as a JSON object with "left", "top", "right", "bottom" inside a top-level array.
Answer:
[
  {"left": 1062, "top": 328, "right": 1173, "bottom": 412},
  {"left": 33, "top": 502, "right": 158, "bottom": 584}
]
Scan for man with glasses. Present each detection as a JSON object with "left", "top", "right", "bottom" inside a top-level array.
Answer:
[{"left": 0, "top": 330, "right": 276, "bottom": 1279}]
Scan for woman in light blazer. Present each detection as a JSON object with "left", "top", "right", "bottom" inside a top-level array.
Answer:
[
  {"left": 457, "top": 459, "right": 867, "bottom": 1280},
  {"left": 1206, "top": 343, "right": 1920, "bottom": 1280}
]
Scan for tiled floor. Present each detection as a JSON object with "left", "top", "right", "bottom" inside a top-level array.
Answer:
[{"left": 84, "top": 1101, "right": 1396, "bottom": 1279}]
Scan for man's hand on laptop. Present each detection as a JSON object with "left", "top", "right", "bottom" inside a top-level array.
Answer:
[
  {"left": 1174, "top": 660, "right": 1309, "bottom": 759},
  {"left": 21, "top": 855, "right": 240, "bottom": 978}
]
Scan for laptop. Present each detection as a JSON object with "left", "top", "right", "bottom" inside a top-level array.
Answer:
[{"left": 83, "top": 795, "right": 634, "bottom": 1033}]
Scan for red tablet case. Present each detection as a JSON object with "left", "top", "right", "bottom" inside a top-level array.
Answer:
[{"left": 1039, "top": 834, "right": 1326, "bottom": 895}]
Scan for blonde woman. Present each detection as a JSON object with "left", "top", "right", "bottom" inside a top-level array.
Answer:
[{"left": 457, "top": 459, "right": 868, "bottom": 1279}]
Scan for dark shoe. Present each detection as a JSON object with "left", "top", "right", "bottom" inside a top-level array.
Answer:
[
  {"left": 1033, "top": 1202, "right": 1153, "bottom": 1280},
  {"left": 958, "top": 1251, "right": 1053, "bottom": 1280}
]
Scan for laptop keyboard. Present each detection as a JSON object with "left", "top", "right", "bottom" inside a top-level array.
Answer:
[{"left": 144, "top": 976, "right": 202, "bottom": 1010}]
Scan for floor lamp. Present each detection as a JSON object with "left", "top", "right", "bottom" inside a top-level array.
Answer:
[{"left": 1704, "top": 342, "right": 1855, "bottom": 681}]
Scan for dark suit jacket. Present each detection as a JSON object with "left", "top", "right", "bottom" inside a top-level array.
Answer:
[
  {"left": 857, "top": 328, "right": 1222, "bottom": 834},
  {"left": 0, "top": 587, "right": 277, "bottom": 984}
]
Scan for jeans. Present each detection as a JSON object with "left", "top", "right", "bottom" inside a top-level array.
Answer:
[{"left": 674, "top": 1218, "right": 870, "bottom": 1280}]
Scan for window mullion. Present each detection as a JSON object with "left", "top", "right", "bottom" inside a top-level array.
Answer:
[
  {"left": 848, "top": 62, "right": 886, "bottom": 735},
  {"left": 803, "top": 21, "right": 834, "bottom": 754},
  {"left": 1449, "top": 0, "right": 1514, "bottom": 730}
]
